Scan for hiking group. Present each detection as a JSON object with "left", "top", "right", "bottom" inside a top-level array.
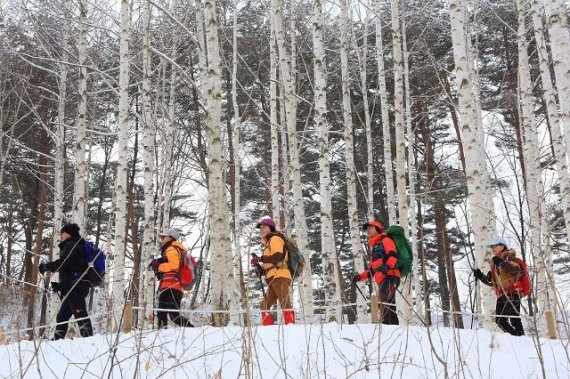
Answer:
[{"left": 39, "top": 218, "right": 530, "bottom": 338}]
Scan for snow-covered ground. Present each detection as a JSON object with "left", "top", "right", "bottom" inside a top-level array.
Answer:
[{"left": 1, "top": 323, "right": 567, "bottom": 378}]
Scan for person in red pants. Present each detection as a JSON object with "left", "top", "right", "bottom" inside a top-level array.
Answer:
[{"left": 251, "top": 217, "right": 295, "bottom": 325}]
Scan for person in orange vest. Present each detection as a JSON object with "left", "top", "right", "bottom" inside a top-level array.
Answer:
[
  {"left": 473, "top": 236, "right": 525, "bottom": 336},
  {"left": 250, "top": 217, "right": 295, "bottom": 325},
  {"left": 353, "top": 220, "right": 400, "bottom": 325},
  {"left": 149, "top": 228, "right": 194, "bottom": 328}
]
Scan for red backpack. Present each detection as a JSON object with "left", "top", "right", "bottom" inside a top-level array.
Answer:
[
  {"left": 515, "top": 258, "right": 532, "bottom": 298},
  {"left": 178, "top": 250, "right": 198, "bottom": 290}
]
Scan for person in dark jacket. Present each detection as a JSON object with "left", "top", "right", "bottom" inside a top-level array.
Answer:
[
  {"left": 39, "top": 223, "right": 93, "bottom": 340},
  {"left": 473, "top": 236, "right": 525, "bottom": 336}
]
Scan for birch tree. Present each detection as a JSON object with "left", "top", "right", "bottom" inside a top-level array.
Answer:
[
  {"left": 515, "top": 0, "right": 550, "bottom": 333},
  {"left": 271, "top": 0, "right": 314, "bottom": 322},
  {"left": 200, "top": 0, "right": 233, "bottom": 326},
  {"left": 270, "top": 21, "right": 281, "bottom": 225},
  {"left": 140, "top": 0, "right": 156, "bottom": 329},
  {"left": 313, "top": 0, "right": 341, "bottom": 323},
  {"left": 543, "top": 0, "right": 570, "bottom": 151},
  {"left": 72, "top": 0, "right": 88, "bottom": 230},
  {"left": 111, "top": 0, "right": 131, "bottom": 331},
  {"left": 341, "top": 0, "right": 367, "bottom": 323},
  {"left": 401, "top": 16, "right": 416, "bottom": 325},
  {"left": 391, "top": 0, "right": 407, "bottom": 227},
  {"left": 46, "top": 10, "right": 69, "bottom": 337},
  {"left": 448, "top": 0, "right": 496, "bottom": 328},
  {"left": 375, "top": 0, "right": 396, "bottom": 224},
  {"left": 531, "top": 0, "right": 570, "bottom": 244}
]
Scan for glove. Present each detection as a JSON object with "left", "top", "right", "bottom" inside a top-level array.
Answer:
[
  {"left": 39, "top": 262, "right": 55, "bottom": 274},
  {"left": 492, "top": 256, "right": 504, "bottom": 267},
  {"left": 250, "top": 255, "right": 260, "bottom": 266},
  {"left": 352, "top": 273, "right": 361, "bottom": 283},
  {"left": 50, "top": 282, "right": 60, "bottom": 292},
  {"left": 472, "top": 268, "right": 484, "bottom": 280},
  {"left": 148, "top": 259, "right": 160, "bottom": 272}
]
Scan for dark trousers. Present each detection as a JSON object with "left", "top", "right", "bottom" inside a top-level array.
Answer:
[
  {"left": 495, "top": 294, "right": 524, "bottom": 336},
  {"left": 54, "top": 284, "right": 93, "bottom": 340},
  {"left": 157, "top": 288, "right": 193, "bottom": 328},
  {"left": 378, "top": 278, "right": 399, "bottom": 325}
]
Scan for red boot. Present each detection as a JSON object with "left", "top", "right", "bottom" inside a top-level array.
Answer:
[
  {"left": 283, "top": 310, "right": 295, "bottom": 325},
  {"left": 261, "top": 311, "right": 274, "bottom": 326}
]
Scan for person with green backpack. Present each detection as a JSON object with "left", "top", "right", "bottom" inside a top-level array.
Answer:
[{"left": 352, "top": 220, "right": 400, "bottom": 325}]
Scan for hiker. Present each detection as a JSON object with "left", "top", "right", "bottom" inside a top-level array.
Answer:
[
  {"left": 472, "top": 236, "right": 525, "bottom": 336},
  {"left": 149, "top": 228, "right": 194, "bottom": 328},
  {"left": 250, "top": 217, "right": 295, "bottom": 325},
  {"left": 352, "top": 220, "right": 400, "bottom": 325},
  {"left": 38, "top": 223, "right": 94, "bottom": 340}
]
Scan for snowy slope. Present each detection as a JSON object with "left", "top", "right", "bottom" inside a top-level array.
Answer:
[{"left": 1, "top": 323, "right": 567, "bottom": 378}]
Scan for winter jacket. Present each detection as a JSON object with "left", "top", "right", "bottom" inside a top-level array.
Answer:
[
  {"left": 157, "top": 240, "right": 187, "bottom": 292},
  {"left": 48, "top": 236, "right": 89, "bottom": 294},
  {"left": 359, "top": 232, "right": 400, "bottom": 284},
  {"left": 260, "top": 234, "right": 291, "bottom": 281},
  {"left": 480, "top": 249, "right": 524, "bottom": 297}
]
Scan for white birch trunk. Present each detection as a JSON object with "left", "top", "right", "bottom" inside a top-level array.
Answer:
[
  {"left": 357, "top": 9, "right": 374, "bottom": 221},
  {"left": 272, "top": 0, "right": 314, "bottom": 323},
  {"left": 72, "top": 0, "right": 88, "bottom": 231},
  {"left": 201, "top": 0, "right": 233, "bottom": 326},
  {"left": 543, "top": 0, "right": 570, "bottom": 151},
  {"left": 140, "top": 0, "right": 157, "bottom": 330},
  {"left": 391, "top": 0, "right": 407, "bottom": 228},
  {"left": 515, "top": 0, "right": 550, "bottom": 334},
  {"left": 401, "top": 18, "right": 415, "bottom": 325},
  {"left": 270, "top": 21, "right": 281, "bottom": 226},
  {"left": 448, "top": 0, "right": 496, "bottom": 329},
  {"left": 375, "top": 0, "right": 396, "bottom": 224},
  {"left": 313, "top": 0, "right": 342, "bottom": 323},
  {"left": 341, "top": 0, "right": 368, "bottom": 323},
  {"left": 111, "top": 0, "right": 131, "bottom": 331},
  {"left": 533, "top": 0, "right": 570, "bottom": 243},
  {"left": 231, "top": 0, "right": 243, "bottom": 326},
  {"left": 48, "top": 17, "right": 70, "bottom": 337}
]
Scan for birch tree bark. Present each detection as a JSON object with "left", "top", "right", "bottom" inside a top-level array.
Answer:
[
  {"left": 313, "top": 0, "right": 341, "bottom": 323},
  {"left": 515, "top": 0, "right": 550, "bottom": 333},
  {"left": 111, "top": 0, "right": 131, "bottom": 331},
  {"left": 271, "top": 0, "right": 314, "bottom": 323},
  {"left": 231, "top": 0, "right": 246, "bottom": 326},
  {"left": 357, "top": 8, "right": 374, "bottom": 220},
  {"left": 270, "top": 21, "right": 281, "bottom": 225},
  {"left": 140, "top": 0, "right": 156, "bottom": 329},
  {"left": 401, "top": 19, "right": 415, "bottom": 325},
  {"left": 391, "top": 0, "right": 407, "bottom": 227},
  {"left": 72, "top": 0, "right": 88, "bottom": 231},
  {"left": 201, "top": 0, "right": 233, "bottom": 326},
  {"left": 341, "top": 0, "right": 367, "bottom": 323},
  {"left": 47, "top": 14, "right": 69, "bottom": 337},
  {"left": 531, "top": 0, "right": 570, "bottom": 244},
  {"left": 448, "top": 0, "right": 496, "bottom": 329},
  {"left": 543, "top": 0, "right": 570, "bottom": 151},
  {"left": 375, "top": 0, "right": 396, "bottom": 224}
]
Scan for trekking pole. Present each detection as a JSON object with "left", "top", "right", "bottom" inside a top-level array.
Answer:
[{"left": 352, "top": 280, "right": 367, "bottom": 301}]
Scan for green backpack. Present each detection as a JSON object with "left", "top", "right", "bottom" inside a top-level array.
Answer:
[{"left": 386, "top": 225, "right": 413, "bottom": 277}]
